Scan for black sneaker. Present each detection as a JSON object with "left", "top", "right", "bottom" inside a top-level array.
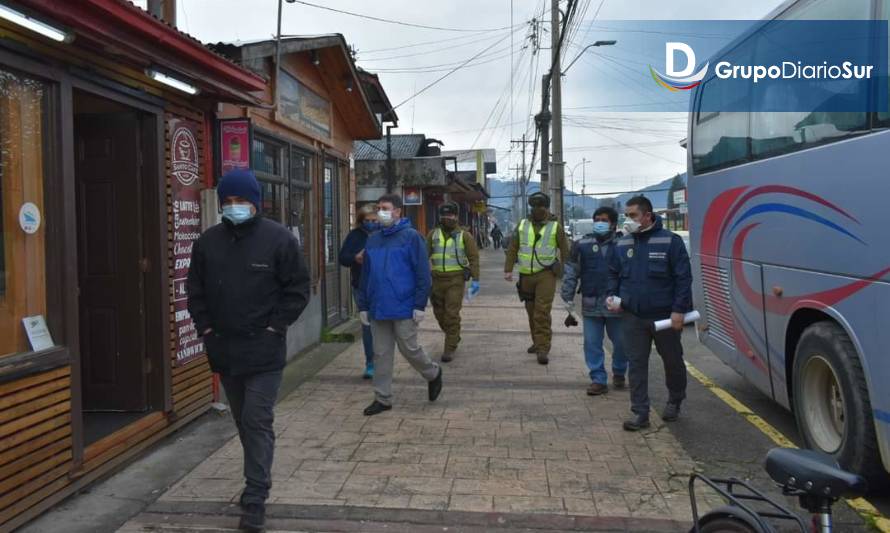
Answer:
[
  {"left": 622, "top": 413, "right": 651, "bottom": 432},
  {"left": 441, "top": 350, "right": 455, "bottom": 363},
  {"left": 363, "top": 400, "right": 392, "bottom": 416},
  {"left": 527, "top": 345, "right": 537, "bottom": 354},
  {"left": 428, "top": 367, "right": 443, "bottom": 402},
  {"left": 661, "top": 402, "right": 682, "bottom": 422},
  {"left": 239, "top": 503, "right": 265, "bottom": 533},
  {"left": 613, "top": 375, "right": 626, "bottom": 389},
  {"left": 536, "top": 351, "right": 549, "bottom": 365}
]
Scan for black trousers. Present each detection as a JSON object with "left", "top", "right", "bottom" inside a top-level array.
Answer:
[
  {"left": 622, "top": 313, "right": 687, "bottom": 417},
  {"left": 220, "top": 370, "right": 283, "bottom": 505}
]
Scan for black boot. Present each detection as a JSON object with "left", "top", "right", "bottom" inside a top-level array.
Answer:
[
  {"left": 661, "top": 401, "right": 682, "bottom": 422},
  {"left": 428, "top": 367, "right": 443, "bottom": 401},
  {"left": 363, "top": 400, "right": 392, "bottom": 416},
  {"left": 239, "top": 503, "right": 265, "bottom": 532},
  {"left": 622, "top": 413, "right": 650, "bottom": 432}
]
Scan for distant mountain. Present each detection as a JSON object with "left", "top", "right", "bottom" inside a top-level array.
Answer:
[{"left": 486, "top": 173, "right": 687, "bottom": 220}]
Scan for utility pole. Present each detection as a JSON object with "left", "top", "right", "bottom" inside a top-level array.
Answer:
[
  {"left": 550, "top": 0, "right": 565, "bottom": 224},
  {"left": 509, "top": 164, "right": 523, "bottom": 224},
  {"left": 536, "top": 74, "right": 551, "bottom": 208},
  {"left": 511, "top": 134, "right": 535, "bottom": 219},
  {"left": 385, "top": 125, "right": 394, "bottom": 193}
]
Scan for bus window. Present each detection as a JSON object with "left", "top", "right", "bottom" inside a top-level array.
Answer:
[
  {"left": 692, "top": 43, "right": 752, "bottom": 174},
  {"left": 749, "top": 0, "right": 870, "bottom": 158},
  {"left": 878, "top": 0, "right": 890, "bottom": 125}
]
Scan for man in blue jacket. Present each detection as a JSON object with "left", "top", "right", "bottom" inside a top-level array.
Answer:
[
  {"left": 561, "top": 207, "right": 628, "bottom": 396},
  {"left": 358, "top": 194, "right": 443, "bottom": 416},
  {"left": 607, "top": 196, "right": 692, "bottom": 431}
]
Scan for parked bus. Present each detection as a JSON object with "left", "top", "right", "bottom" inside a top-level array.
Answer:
[{"left": 688, "top": 0, "right": 890, "bottom": 484}]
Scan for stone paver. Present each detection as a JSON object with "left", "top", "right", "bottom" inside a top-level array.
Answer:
[{"left": 120, "top": 252, "right": 700, "bottom": 530}]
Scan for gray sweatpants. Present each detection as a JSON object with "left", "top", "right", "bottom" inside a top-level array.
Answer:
[{"left": 370, "top": 319, "right": 440, "bottom": 406}]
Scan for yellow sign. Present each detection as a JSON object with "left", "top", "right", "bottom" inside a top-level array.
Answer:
[{"left": 473, "top": 201, "right": 487, "bottom": 214}]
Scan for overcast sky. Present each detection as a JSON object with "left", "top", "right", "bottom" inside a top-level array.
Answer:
[{"left": 164, "top": 0, "right": 786, "bottom": 196}]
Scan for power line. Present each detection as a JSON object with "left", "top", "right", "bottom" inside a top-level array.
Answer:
[
  {"left": 359, "top": 27, "right": 517, "bottom": 54},
  {"left": 289, "top": 0, "right": 518, "bottom": 33},
  {"left": 390, "top": 32, "right": 515, "bottom": 111}
]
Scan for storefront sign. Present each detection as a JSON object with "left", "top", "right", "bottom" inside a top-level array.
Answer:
[
  {"left": 219, "top": 118, "right": 251, "bottom": 175},
  {"left": 169, "top": 118, "right": 204, "bottom": 365},
  {"left": 279, "top": 71, "right": 331, "bottom": 137},
  {"left": 403, "top": 186, "right": 422, "bottom": 206},
  {"left": 18, "top": 202, "right": 40, "bottom": 234},
  {"left": 673, "top": 189, "right": 687, "bottom": 205}
]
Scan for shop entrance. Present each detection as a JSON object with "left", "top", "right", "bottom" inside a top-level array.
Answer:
[{"left": 73, "top": 90, "right": 159, "bottom": 445}]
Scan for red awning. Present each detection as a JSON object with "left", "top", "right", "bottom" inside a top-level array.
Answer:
[{"left": 16, "top": 0, "right": 266, "bottom": 102}]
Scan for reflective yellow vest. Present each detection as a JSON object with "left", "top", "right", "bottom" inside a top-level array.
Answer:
[
  {"left": 431, "top": 228, "right": 468, "bottom": 273},
  {"left": 517, "top": 219, "right": 558, "bottom": 274}
]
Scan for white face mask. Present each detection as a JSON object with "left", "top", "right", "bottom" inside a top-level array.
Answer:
[
  {"left": 378, "top": 209, "right": 395, "bottom": 226},
  {"left": 623, "top": 219, "right": 642, "bottom": 234}
]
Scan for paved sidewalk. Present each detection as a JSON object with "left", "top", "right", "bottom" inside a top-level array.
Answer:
[{"left": 120, "top": 251, "right": 719, "bottom": 531}]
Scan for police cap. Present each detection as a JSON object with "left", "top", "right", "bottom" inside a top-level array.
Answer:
[
  {"left": 438, "top": 201, "right": 459, "bottom": 216},
  {"left": 528, "top": 192, "right": 550, "bottom": 208}
]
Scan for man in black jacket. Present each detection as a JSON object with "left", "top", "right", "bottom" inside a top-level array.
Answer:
[
  {"left": 187, "top": 169, "right": 310, "bottom": 533},
  {"left": 607, "top": 196, "right": 692, "bottom": 432}
]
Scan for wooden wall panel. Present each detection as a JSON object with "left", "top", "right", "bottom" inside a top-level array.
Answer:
[{"left": 0, "top": 367, "right": 72, "bottom": 529}]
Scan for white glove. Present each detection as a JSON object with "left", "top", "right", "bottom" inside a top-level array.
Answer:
[
  {"left": 359, "top": 311, "right": 370, "bottom": 326},
  {"left": 413, "top": 310, "right": 425, "bottom": 324},
  {"left": 562, "top": 299, "right": 575, "bottom": 314}
]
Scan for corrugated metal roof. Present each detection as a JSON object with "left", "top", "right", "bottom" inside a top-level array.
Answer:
[{"left": 354, "top": 134, "right": 425, "bottom": 161}]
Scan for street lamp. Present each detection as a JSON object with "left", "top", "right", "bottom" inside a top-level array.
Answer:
[
  {"left": 565, "top": 158, "right": 589, "bottom": 221},
  {"left": 562, "top": 40, "right": 617, "bottom": 75}
]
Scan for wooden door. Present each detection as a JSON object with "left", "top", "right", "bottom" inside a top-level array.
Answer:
[{"left": 75, "top": 114, "right": 147, "bottom": 412}]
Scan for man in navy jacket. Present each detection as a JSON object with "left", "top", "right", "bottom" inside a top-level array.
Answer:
[
  {"left": 607, "top": 196, "right": 692, "bottom": 431},
  {"left": 358, "top": 194, "right": 443, "bottom": 416}
]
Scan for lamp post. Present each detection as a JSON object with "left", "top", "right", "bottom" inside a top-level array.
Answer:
[
  {"left": 554, "top": 40, "right": 616, "bottom": 224},
  {"left": 565, "top": 158, "right": 590, "bottom": 221},
  {"left": 275, "top": 0, "right": 298, "bottom": 114}
]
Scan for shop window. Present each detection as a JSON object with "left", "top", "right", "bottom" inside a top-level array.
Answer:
[
  {"left": 289, "top": 147, "right": 311, "bottom": 255},
  {"left": 0, "top": 69, "right": 48, "bottom": 357}
]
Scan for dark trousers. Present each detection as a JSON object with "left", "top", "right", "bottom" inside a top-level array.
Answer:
[
  {"left": 623, "top": 313, "right": 686, "bottom": 417},
  {"left": 220, "top": 370, "right": 283, "bottom": 505}
]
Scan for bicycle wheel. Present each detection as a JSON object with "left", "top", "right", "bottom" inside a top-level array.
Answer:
[{"left": 693, "top": 516, "right": 760, "bottom": 533}]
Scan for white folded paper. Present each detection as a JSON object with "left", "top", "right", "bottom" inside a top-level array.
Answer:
[{"left": 654, "top": 311, "right": 701, "bottom": 332}]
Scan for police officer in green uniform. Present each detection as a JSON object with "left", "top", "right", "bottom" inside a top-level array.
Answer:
[
  {"left": 504, "top": 193, "right": 571, "bottom": 364},
  {"left": 427, "top": 202, "right": 480, "bottom": 362}
]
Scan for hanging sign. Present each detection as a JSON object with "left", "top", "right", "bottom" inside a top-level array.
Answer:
[{"left": 219, "top": 118, "right": 252, "bottom": 175}]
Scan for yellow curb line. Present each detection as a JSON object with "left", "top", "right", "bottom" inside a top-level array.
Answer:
[{"left": 685, "top": 362, "right": 890, "bottom": 532}]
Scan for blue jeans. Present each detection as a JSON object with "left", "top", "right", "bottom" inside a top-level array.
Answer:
[
  {"left": 354, "top": 292, "right": 373, "bottom": 367},
  {"left": 583, "top": 316, "right": 628, "bottom": 385}
]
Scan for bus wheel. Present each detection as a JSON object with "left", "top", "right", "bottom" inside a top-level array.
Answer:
[{"left": 792, "top": 321, "right": 886, "bottom": 488}]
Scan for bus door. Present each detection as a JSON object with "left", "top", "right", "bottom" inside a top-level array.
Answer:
[{"left": 730, "top": 259, "right": 774, "bottom": 399}]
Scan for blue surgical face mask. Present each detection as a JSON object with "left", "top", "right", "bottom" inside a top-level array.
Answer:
[
  {"left": 362, "top": 221, "right": 380, "bottom": 232},
  {"left": 222, "top": 203, "right": 254, "bottom": 225},
  {"left": 593, "top": 221, "right": 611, "bottom": 235}
]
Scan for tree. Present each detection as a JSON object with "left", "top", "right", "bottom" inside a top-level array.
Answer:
[{"left": 568, "top": 205, "right": 587, "bottom": 220}]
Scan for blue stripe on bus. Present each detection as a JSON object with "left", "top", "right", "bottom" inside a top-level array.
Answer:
[
  {"left": 875, "top": 409, "right": 890, "bottom": 424},
  {"left": 730, "top": 203, "right": 865, "bottom": 245}
]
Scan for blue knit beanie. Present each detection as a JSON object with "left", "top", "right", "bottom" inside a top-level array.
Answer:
[{"left": 217, "top": 169, "right": 261, "bottom": 210}]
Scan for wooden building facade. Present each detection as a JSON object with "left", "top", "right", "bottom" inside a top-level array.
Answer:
[
  {"left": 0, "top": 1, "right": 265, "bottom": 530},
  {"left": 214, "top": 35, "right": 386, "bottom": 346}
]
